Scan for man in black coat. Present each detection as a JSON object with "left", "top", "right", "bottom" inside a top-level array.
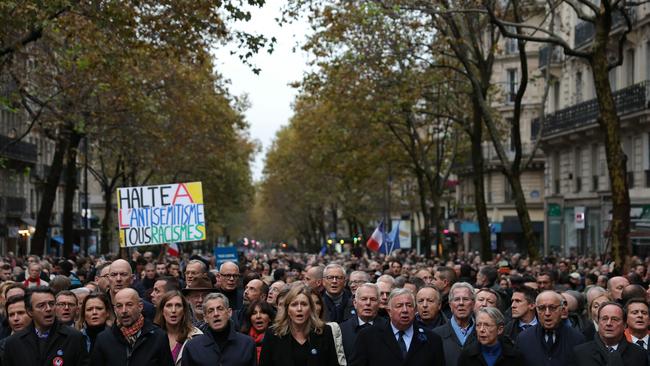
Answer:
[
  {"left": 340, "top": 283, "right": 388, "bottom": 360},
  {"left": 517, "top": 290, "right": 585, "bottom": 366},
  {"left": 415, "top": 286, "right": 447, "bottom": 331},
  {"left": 569, "top": 302, "right": 648, "bottom": 366},
  {"left": 181, "top": 293, "right": 255, "bottom": 366},
  {"left": 322, "top": 264, "right": 353, "bottom": 323},
  {"left": 2, "top": 287, "right": 89, "bottom": 366},
  {"left": 351, "top": 288, "right": 445, "bottom": 366},
  {"left": 90, "top": 288, "right": 173, "bottom": 366},
  {"left": 504, "top": 286, "right": 538, "bottom": 342}
]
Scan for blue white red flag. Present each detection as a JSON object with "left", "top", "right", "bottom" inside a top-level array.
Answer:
[{"left": 366, "top": 222, "right": 384, "bottom": 252}]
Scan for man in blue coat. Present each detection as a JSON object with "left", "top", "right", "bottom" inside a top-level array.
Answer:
[
  {"left": 517, "top": 290, "right": 585, "bottom": 366},
  {"left": 181, "top": 293, "right": 256, "bottom": 366}
]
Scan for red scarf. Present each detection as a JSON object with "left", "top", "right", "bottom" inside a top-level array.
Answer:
[
  {"left": 120, "top": 315, "right": 144, "bottom": 345},
  {"left": 249, "top": 327, "right": 265, "bottom": 362},
  {"left": 23, "top": 278, "right": 40, "bottom": 287}
]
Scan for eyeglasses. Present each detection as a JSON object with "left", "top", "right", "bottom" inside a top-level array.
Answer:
[
  {"left": 220, "top": 273, "right": 240, "bottom": 280},
  {"left": 536, "top": 304, "right": 561, "bottom": 313},
  {"left": 451, "top": 297, "right": 473, "bottom": 303},
  {"left": 56, "top": 302, "right": 77, "bottom": 309},
  {"left": 325, "top": 275, "right": 345, "bottom": 281},
  {"left": 475, "top": 322, "right": 497, "bottom": 330},
  {"left": 34, "top": 301, "right": 55, "bottom": 311}
]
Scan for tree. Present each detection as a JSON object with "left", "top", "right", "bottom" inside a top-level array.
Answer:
[{"left": 484, "top": 0, "right": 634, "bottom": 270}]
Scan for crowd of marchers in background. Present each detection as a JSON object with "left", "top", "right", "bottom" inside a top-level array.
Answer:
[{"left": 0, "top": 248, "right": 648, "bottom": 366}]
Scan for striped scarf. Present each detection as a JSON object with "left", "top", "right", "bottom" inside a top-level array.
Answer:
[{"left": 120, "top": 315, "right": 144, "bottom": 346}]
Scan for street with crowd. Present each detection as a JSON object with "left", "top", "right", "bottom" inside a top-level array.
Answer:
[{"left": 0, "top": 248, "right": 648, "bottom": 366}]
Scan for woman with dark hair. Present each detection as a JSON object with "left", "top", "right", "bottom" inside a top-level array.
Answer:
[
  {"left": 259, "top": 284, "right": 340, "bottom": 366},
  {"left": 154, "top": 290, "right": 202, "bottom": 366},
  {"left": 310, "top": 290, "right": 326, "bottom": 322},
  {"left": 241, "top": 300, "right": 276, "bottom": 363},
  {"left": 77, "top": 292, "right": 113, "bottom": 353}
]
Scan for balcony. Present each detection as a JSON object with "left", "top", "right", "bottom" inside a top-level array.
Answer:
[
  {"left": 0, "top": 134, "right": 37, "bottom": 164},
  {"left": 0, "top": 196, "right": 26, "bottom": 217},
  {"left": 574, "top": 8, "right": 636, "bottom": 48},
  {"left": 538, "top": 45, "right": 563, "bottom": 69},
  {"left": 533, "top": 80, "right": 650, "bottom": 138}
]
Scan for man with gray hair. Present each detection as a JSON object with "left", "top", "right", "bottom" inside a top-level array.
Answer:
[
  {"left": 340, "top": 283, "right": 388, "bottom": 360},
  {"left": 322, "top": 263, "right": 353, "bottom": 323},
  {"left": 351, "top": 288, "right": 445, "bottom": 366},
  {"left": 433, "top": 282, "right": 477, "bottom": 366},
  {"left": 180, "top": 293, "right": 255, "bottom": 366}
]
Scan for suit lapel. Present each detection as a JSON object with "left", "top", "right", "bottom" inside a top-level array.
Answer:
[
  {"left": 405, "top": 327, "right": 426, "bottom": 362},
  {"left": 378, "top": 323, "right": 404, "bottom": 360}
]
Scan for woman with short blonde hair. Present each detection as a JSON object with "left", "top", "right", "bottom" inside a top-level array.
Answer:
[{"left": 260, "top": 284, "right": 339, "bottom": 366}]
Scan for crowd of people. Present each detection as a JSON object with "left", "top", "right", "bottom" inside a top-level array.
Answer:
[{"left": 0, "top": 248, "right": 648, "bottom": 366}]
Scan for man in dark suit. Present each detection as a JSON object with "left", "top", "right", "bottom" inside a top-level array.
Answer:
[
  {"left": 569, "top": 301, "right": 648, "bottom": 366},
  {"left": 351, "top": 287, "right": 445, "bottom": 366},
  {"left": 433, "top": 282, "right": 478, "bottom": 366},
  {"left": 340, "top": 283, "right": 388, "bottom": 360},
  {"left": 504, "top": 286, "right": 538, "bottom": 342},
  {"left": 322, "top": 264, "right": 353, "bottom": 323},
  {"left": 517, "top": 290, "right": 585, "bottom": 366}
]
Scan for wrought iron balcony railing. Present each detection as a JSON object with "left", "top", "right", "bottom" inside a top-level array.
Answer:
[{"left": 533, "top": 80, "right": 650, "bottom": 138}]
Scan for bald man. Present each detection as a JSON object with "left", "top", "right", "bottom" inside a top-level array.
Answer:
[
  {"left": 107, "top": 259, "right": 155, "bottom": 321},
  {"left": 91, "top": 288, "right": 173, "bottom": 365},
  {"left": 607, "top": 276, "right": 630, "bottom": 301},
  {"left": 217, "top": 261, "right": 244, "bottom": 310}
]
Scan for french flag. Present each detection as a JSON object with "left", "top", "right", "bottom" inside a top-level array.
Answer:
[
  {"left": 366, "top": 222, "right": 384, "bottom": 252},
  {"left": 167, "top": 243, "right": 180, "bottom": 257}
]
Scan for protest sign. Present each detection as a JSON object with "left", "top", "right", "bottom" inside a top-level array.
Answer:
[{"left": 117, "top": 182, "right": 206, "bottom": 247}]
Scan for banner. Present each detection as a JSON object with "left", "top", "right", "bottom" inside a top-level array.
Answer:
[
  {"left": 214, "top": 246, "right": 238, "bottom": 268},
  {"left": 117, "top": 182, "right": 206, "bottom": 247}
]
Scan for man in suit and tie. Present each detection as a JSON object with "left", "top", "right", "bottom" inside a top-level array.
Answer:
[
  {"left": 340, "top": 283, "right": 388, "bottom": 360},
  {"left": 624, "top": 298, "right": 649, "bottom": 350},
  {"left": 517, "top": 290, "right": 585, "bottom": 366},
  {"left": 432, "top": 282, "right": 478, "bottom": 366},
  {"left": 570, "top": 301, "right": 648, "bottom": 366},
  {"left": 351, "top": 288, "right": 445, "bottom": 366}
]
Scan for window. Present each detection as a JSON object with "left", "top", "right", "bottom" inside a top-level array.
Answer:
[
  {"left": 507, "top": 68, "right": 518, "bottom": 103},
  {"left": 553, "top": 79, "right": 561, "bottom": 112},
  {"left": 608, "top": 67, "right": 617, "bottom": 91},
  {"left": 591, "top": 144, "right": 599, "bottom": 191},
  {"left": 625, "top": 49, "right": 635, "bottom": 87},
  {"left": 505, "top": 27, "right": 518, "bottom": 54},
  {"left": 576, "top": 72, "right": 583, "bottom": 103},
  {"left": 575, "top": 148, "right": 582, "bottom": 192},
  {"left": 553, "top": 152, "right": 561, "bottom": 194}
]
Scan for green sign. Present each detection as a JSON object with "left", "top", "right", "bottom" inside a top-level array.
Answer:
[{"left": 548, "top": 203, "right": 562, "bottom": 217}]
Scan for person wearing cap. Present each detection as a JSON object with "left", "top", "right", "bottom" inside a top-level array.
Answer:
[{"left": 182, "top": 277, "right": 217, "bottom": 330}]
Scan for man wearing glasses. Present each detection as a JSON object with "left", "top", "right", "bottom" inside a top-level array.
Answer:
[
  {"left": 570, "top": 301, "right": 648, "bottom": 366},
  {"left": 517, "top": 290, "right": 585, "bottom": 366},
  {"left": 2, "top": 287, "right": 89, "bottom": 366},
  {"left": 217, "top": 261, "right": 244, "bottom": 311},
  {"left": 433, "top": 282, "right": 477, "bottom": 366},
  {"left": 322, "top": 263, "right": 353, "bottom": 323}
]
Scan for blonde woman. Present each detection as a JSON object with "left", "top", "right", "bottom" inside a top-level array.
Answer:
[{"left": 259, "top": 284, "right": 340, "bottom": 366}]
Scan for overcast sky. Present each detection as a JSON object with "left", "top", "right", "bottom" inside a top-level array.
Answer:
[{"left": 213, "top": 1, "right": 312, "bottom": 181}]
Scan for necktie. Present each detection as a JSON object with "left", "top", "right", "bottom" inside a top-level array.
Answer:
[
  {"left": 521, "top": 324, "right": 532, "bottom": 330},
  {"left": 544, "top": 331, "right": 554, "bottom": 350},
  {"left": 398, "top": 331, "right": 407, "bottom": 359},
  {"left": 607, "top": 346, "right": 615, "bottom": 353},
  {"left": 637, "top": 340, "right": 646, "bottom": 349}
]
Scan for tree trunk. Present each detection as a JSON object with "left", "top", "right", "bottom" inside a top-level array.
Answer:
[
  {"left": 471, "top": 102, "right": 492, "bottom": 261},
  {"left": 415, "top": 170, "right": 433, "bottom": 258},
  {"left": 591, "top": 21, "right": 630, "bottom": 272},
  {"left": 32, "top": 133, "right": 70, "bottom": 255},
  {"left": 100, "top": 186, "right": 114, "bottom": 254},
  {"left": 505, "top": 172, "right": 539, "bottom": 258},
  {"left": 62, "top": 131, "right": 82, "bottom": 257}
]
